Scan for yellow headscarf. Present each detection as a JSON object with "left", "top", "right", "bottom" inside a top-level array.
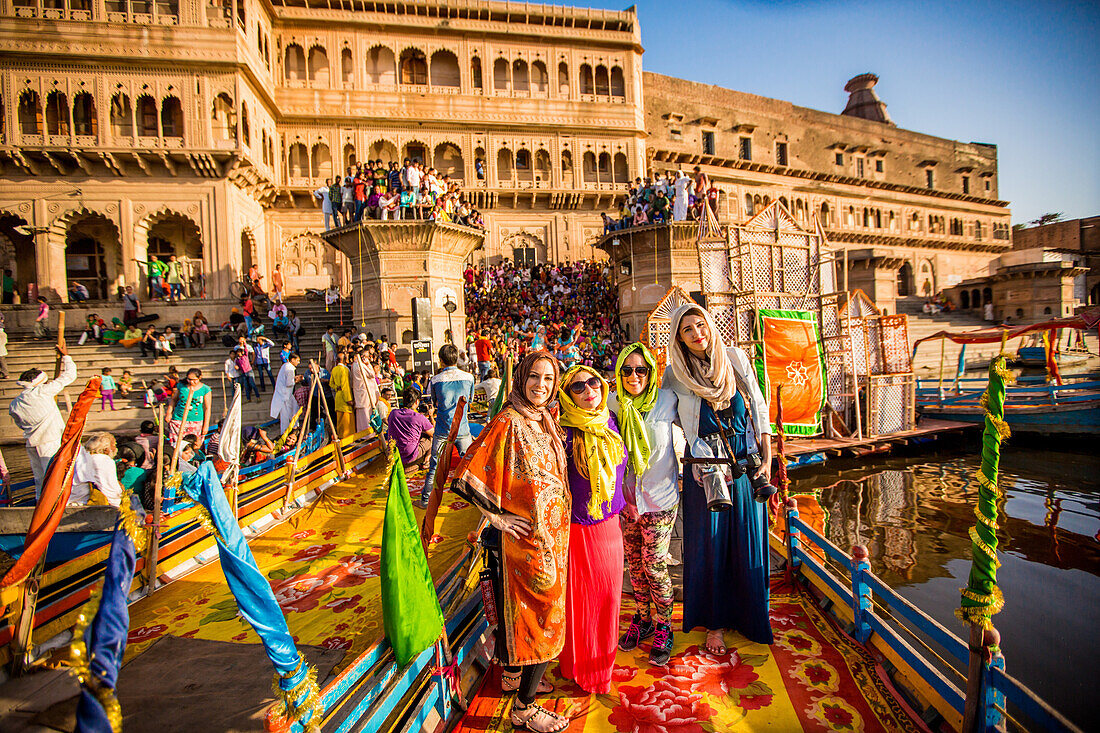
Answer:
[{"left": 558, "top": 366, "right": 625, "bottom": 519}]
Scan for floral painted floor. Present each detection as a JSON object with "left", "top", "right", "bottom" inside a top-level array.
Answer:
[
  {"left": 456, "top": 581, "right": 922, "bottom": 733},
  {"left": 123, "top": 459, "right": 479, "bottom": 673}
]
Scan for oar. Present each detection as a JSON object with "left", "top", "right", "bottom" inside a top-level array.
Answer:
[
  {"left": 310, "top": 368, "right": 347, "bottom": 479},
  {"left": 55, "top": 311, "right": 72, "bottom": 413},
  {"left": 145, "top": 403, "right": 166, "bottom": 594},
  {"left": 283, "top": 363, "right": 317, "bottom": 507}
]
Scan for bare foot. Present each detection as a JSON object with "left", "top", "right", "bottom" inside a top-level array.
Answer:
[{"left": 704, "top": 628, "right": 727, "bottom": 656}]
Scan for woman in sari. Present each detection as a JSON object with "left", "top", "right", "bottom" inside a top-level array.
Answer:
[
  {"left": 663, "top": 303, "right": 773, "bottom": 652},
  {"left": 608, "top": 343, "right": 681, "bottom": 665},
  {"left": 557, "top": 366, "right": 627, "bottom": 693},
  {"left": 451, "top": 352, "right": 570, "bottom": 732}
]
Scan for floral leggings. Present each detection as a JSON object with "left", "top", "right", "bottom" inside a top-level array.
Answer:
[{"left": 621, "top": 507, "right": 677, "bottom": 625}]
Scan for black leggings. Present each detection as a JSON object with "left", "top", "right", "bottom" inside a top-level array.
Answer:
[{"left": 505, "top": 662, "right": 550, "bottom": 705}]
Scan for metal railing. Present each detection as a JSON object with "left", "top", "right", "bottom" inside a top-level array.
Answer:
[{"left": 778, "top": 504, "right": 1081, "bottom": 732}]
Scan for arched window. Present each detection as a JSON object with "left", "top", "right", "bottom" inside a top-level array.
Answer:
[
  {"left": 288, "top": 142, "right": 308, "bottom": 177},
  {"left": 268, "top": 135, "right": 275, "bottom": 168},
  {"left": 284, "top": 44, "right": 305, "bottom": 81},
  {"left": 531, "top": 61, "right": 548, "bottom": 93},
  {"left": 558, "top": 62, "right": 569, "bottom": 96},
  {"left": 72, "top": 92, "right": 97, "bottom": 137},
  {"left": 341, "top": 47, "right": 353, "bottom": 85},
  {"left": 594, "top": 65, "right": 610, "bottom": 96},
  {"left": 235, "top": 0, "right": 245, "bottom": 27},
  {"left": 429, "top": 50, "right": 460, "bottom": 87},
  {"left": 961, "top": 291, "right": 970, "bottom": 309},
  {"left": 45, "top": 91, "right": 69, "bottom": 136},
  {"left": 473, "top": 146, "right": 486, "bottom": 179},
  {"left": 137, "top": 95, "right": 157, "bottom": 136},
  {"left": 888, "top": 211, "right": 896, "bottom": 231},
  {"left": 512, "top": 60, "right": 529, "bottom": 92},
  {"left": 610, "top": 66, "right": 625, "bottom": 97},
  {"left": 874, "top": 209, "right": 882, "bottom": 228},
  {"left": 534, "top": 149, "right": 551, "bottom": 182},
  {"left": 311, "top": 142, "right": 331, "bottom": 178},
  {"left": 161, "top": 96, "right": 183, "bottom": 138},
  {"left": 819, "top": 202, "right": 830, "bottom": 227},
  {"left": 308, "top": 46, "right": 329, "bottom": 86},
  {"left": 561, "top": 149, "right": 573, "bottom": 184},
  {"left": 579, "top": 64, "right": 594, "bottom": 95},
  {"left": 433, "top": 142, "right": 464, "bottom": 179},
  {"left": 974, "top": 220, "right": 983, "bottom": 240},
  {"left": 515, "top": 148, "right": 532, "bottom": 181},
  {"left": 365, "top": 46, "right": 396, "bottom": 84},
  {"left": 343, "top": 143, "right": 356, "bottom": 170},
  {"left": 613, "top": 152, "right": 628, "bottom": 183},
  {"left": 745, "top": 194, "right": 754, "bottom": 217},
  {"left": 582, "top": 151, "right": 597, "bottom": 183},
  {"left": 261, "top": 130, "right": 269, "bottom": 165},
  {"left": 497, "top": 148, "right": 514, "bottom": 182},
  {"left": 863, "top": 207, "right": 871, "bottom": 227},
  {"left": 399, "top": 48, "right": 427, "bottom": 85},
  {"left": 109, "top": 93, "right": 131, "bottom": 138},
  {"left": 779, "top": 196, "right": 789, "bottom": 213},
  {"left": 212, "top": 92, "right": 236, "bottom": 141},
  {"left": 471, "top": 57, "right": 483, "bottom": 90},
  {"left": 493, "top": 58, "right": 509, "bottom": 91},
  {"left": 18, "top": 90, "right": 42, "bottom": 136},
  {"left": 241, "top": 101, "right": 250, "bottom": 146}
]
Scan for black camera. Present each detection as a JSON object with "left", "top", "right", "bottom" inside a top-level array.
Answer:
[{"left": 745, "top": 453, "right": 778, "bottom": 504}]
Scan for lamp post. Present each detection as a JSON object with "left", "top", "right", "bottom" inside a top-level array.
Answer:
[{"left": 442, "top": 293, "right": 457, "bottom": 344}]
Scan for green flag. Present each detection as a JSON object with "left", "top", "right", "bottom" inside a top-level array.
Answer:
[{"left": 381, "top": 447, "right": 445, "bottom": 667}]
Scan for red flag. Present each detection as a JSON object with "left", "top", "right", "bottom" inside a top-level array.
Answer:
[{"left": 0, "top": 376, "right": 101, "bottom": 595}]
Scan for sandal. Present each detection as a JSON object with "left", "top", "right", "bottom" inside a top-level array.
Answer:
[
  {"left": 511, "top": 700, "right": 569, "bottom": 732},
  {"left": 704, "top": 629, "right": 727, "bottom": 656},
  {"left": 501, "top": 670, "right": 554, "bottom": 694}
]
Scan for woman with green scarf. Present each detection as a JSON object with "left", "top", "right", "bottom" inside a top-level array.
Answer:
[
  {"left": 556, "top": 364, "right": 628, "bottom": 694},
  {"left": 608, "top": 343, "right": 681, "bottom": 666}
]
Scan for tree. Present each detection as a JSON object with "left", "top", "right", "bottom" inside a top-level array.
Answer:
[{"left": 1029, "top": 212, "right": 1064, "bottom": 227}]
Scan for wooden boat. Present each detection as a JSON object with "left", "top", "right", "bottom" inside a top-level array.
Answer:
[
  {"left": 0, "top": 421, "right": 384, "bottom": 670},
  {"left": 917, "top": 375, "right": 1100, "bottom": 435}
]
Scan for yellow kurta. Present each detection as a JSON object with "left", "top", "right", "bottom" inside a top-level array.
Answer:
[{"left": 330, "top": 363, "right": 353, "bottom": 414}]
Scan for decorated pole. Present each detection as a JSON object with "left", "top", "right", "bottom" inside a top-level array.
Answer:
[{"left": 958, "top": 352, "right": 1011, "bottom": 732}]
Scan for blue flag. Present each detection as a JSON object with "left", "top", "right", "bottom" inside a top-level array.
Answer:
[{"left": 181, "top": 461, "right": 321, "bottom": 726}]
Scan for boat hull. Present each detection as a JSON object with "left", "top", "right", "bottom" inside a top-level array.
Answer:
[{"left": 919, "top": 400, "right": 1100, "bottom": 434}]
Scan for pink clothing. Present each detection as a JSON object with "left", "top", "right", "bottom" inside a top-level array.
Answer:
[{"left": 558, "top": 517, "right": 624, "bottom": 694}]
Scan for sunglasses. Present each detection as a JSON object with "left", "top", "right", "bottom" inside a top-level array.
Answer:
[
  {"left": 567, "top": 376, "right": 602, "bottom": 395},
  {"left": 620, "top": 366, "right": 650, "bottom": 377}
]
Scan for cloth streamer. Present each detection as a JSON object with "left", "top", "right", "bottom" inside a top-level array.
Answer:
[
  {"left": 179, "top": 462, "right": 321, "bottom": 725},
  {"left": 381, "top": 447, "right": 444, "bottom": 666}
]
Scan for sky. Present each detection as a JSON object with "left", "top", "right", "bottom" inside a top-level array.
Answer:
[{"left": 575, "top": 0, "right": 1099, "bottom": 224}]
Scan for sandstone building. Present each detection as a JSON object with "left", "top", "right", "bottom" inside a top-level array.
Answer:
[{"left": 0, "top": 0, "right": 1011, "bottom": 320}]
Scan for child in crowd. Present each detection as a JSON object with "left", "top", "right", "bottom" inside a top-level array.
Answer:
[
  {"left": 145, "top": 379, "right": 170, "bottom": 407},
  {"left": 118, "top": 369, "right": 134, "bottom": 397},
  {"left": 100, "top": 367, "right": 117, "bottom": 411},
  {"left": 165, "top": 365, "right": 180, "bottom": 392},
  {"left": 134, "top": 419, "right": 157, "bottom": 469}
]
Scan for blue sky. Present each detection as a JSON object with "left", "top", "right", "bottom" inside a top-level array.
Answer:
[{"left": 579, "top": 0, "right": 1099, "bottom": 224}]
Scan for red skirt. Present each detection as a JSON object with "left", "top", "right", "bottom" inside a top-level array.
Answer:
[{"left": 558, "top": 518, "right": 624, "bottom": 694}]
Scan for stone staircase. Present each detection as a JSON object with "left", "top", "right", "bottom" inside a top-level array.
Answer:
[{"left": 0, "top": 339, "right": 277, "bottom": 444}]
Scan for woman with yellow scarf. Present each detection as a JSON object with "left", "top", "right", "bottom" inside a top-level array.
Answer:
[
  {"left": 557, "top": 365, "right": 628, "bottom": 694},
  {"left": 608, "top": 343, "right": 681, "bottom": 666}
]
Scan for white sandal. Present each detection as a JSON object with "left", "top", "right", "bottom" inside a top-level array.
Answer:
[{"left": 511, "top": 700, "right": 568, "bottom": 733}]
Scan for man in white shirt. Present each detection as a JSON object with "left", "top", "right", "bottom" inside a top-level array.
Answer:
[
  {"left": 314, "top": 178, "right": 335, "bottom": 230},
  {"left": 9, "top": 345, "right": 77, "bottom": 496}
]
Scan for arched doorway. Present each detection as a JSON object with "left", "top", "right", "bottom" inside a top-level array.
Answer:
[
  {"left": 65, "top": 212, "right": 122, "bottom": 300},
  {"left": 896, "top": 261, "right": 913, "bottom": 297},
  {"left": 139, "top": 210, "right": 204, "bottom": 297},
  {"left": 0, "top": 212, "right": 35, "bottom": 300},
  {"left": 919, "top": 259, "right": 935, "bottom": 296},
  {"left": 241, "top": 228, "right": 256, "bottom": 274}
]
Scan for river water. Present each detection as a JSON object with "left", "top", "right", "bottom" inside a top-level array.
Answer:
[{"left": 790, "top": 441, "right": 1100, "bottom": 730}]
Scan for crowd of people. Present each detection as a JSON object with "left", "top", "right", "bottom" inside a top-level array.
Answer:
[
  {"left": 463, "top": 259, "right": 629, "bottom": 375},
  {"left": 602, "top": 167, "right": 718, "bottom": 234},
  {"left": 313, "top": 158, "right": 486, "bottom": 231}
]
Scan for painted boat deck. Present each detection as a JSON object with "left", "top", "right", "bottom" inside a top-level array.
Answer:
[{"left": 781, "top": 418, "right": 973, "bottom": 459}]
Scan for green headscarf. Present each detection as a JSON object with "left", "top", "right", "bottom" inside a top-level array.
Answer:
[{"left": 614, "top": 342, "right": 659, "bottom": 475}]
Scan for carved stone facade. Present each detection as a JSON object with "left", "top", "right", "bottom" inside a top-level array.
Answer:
[
  {"left": 0, "top": 2, "right": 1009, "bottom": 309},
  {"left": 0, "top": 0, "right": 641, "bottom": 301}
]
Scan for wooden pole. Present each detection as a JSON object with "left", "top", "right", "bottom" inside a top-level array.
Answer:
[
  {"left": 168, "top": 389, "right": 196, "bottom": 473},
  {"left": 311, "top": 370, "right": 347, "bottom": 479},
  {"left": 283, "top": 366, "right": 317, "bottom": 507},
  {"left": 55, "top": 311, "right": 72, "bottom": 413},
  {"left": 145, "top": 403, "right": 166, "bottom": 594}
]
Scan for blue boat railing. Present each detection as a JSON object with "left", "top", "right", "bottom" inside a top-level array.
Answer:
[
  {"left": 780, "top": 504, "right": 1082, "bottom": 733},
  {"left": 916, "top": 378, "right": 1100, "bottom": 408}
]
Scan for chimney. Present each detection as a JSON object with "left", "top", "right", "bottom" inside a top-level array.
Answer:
[{"left": 842, "top": 73, "right": 894, "bottom": 125}]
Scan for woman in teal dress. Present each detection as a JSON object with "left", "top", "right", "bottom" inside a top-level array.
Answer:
[{"left": 662, "top": 303, "right": 774, "bottom": 651}]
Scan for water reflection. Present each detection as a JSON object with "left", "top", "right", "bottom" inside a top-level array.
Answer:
[{"left": 789, "top": 447, "right": 1100, "bottom": 730}]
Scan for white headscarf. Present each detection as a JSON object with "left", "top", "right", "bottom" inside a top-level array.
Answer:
[{"left": 668, "top": 303, "right": 739, "bottom": 410}]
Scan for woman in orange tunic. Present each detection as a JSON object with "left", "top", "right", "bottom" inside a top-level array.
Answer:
[{"left": 452, "top": 351, "right": 570, "bottom": 732}]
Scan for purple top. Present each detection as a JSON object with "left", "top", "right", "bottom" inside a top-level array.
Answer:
[
  {"left": 564, "top": 414, "right": 628, "bottom": 525},
  {"left": 387, "top": 408, "right": 433, "bottom": 464}
]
